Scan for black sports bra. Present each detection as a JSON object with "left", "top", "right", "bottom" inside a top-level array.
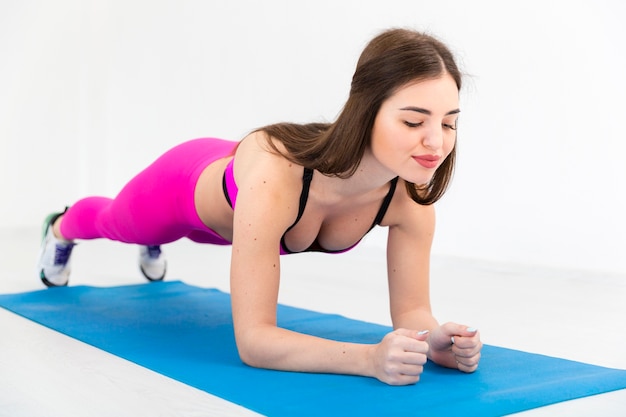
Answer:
[{"left": 223, "top": 160, "right": 398, "bottom": 254}]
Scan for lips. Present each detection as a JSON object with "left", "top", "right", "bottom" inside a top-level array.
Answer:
[{"left": 413, "top": 154, "right": 440, "bottom": 169}]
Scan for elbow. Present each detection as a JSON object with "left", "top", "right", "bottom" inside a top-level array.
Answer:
[
  {"left": 234, "top": 332, "right": 267, "bottom": 369},
  {"left": 237, "top": 344, "right": 260, "bottom": 368}
]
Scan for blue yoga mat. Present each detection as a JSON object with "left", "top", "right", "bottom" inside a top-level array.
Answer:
[{"left": 1, "top": 281, "right": 625, "bottom": 416}]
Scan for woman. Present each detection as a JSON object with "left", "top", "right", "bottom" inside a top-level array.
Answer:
[{"left": 37, "top": 28, "right": 482, "bottom": 385}]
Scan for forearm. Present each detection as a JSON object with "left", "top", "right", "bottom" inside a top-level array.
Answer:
[
  {"left": 392, "top": 308, "right": 439, "bottom": 333},
  {"left": 235, "top": 324, "right": 375, "bottom": 377}
]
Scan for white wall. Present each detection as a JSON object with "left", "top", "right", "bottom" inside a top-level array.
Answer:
[{"left": 2, "top": 0, "right": 625, "bottom": 274}]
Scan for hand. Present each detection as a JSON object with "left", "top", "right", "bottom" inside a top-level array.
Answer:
[
  {"left": 370, "top": 328, "right": 430, "bottom": 385},
  {"left": 428, "top": 322, "right": 482, "bottom": 373}
]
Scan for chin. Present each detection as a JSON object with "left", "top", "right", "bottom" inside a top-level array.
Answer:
[{"left": 401, "top": 173, "right": 434, "bottom": 185}]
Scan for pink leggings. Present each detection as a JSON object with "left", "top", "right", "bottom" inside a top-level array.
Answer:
[{"left": 60, "top": 138, "right": 238, "bottom": 246}]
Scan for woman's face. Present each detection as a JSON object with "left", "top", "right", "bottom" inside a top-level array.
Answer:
[{"left": 371, "top": 74, "right": 459, "bottom": 185}]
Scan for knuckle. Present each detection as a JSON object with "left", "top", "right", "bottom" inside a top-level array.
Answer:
[
  {"left": 383, "top": 362, "right": 399, "bottom": 375},
  {"left": 386, "top": 352, "right": 400, "bottom": 363}
]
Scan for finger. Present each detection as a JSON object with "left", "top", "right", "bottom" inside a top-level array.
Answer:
[
  {"left": 397, "top": 362, "right": 425, "bottom": 376},
  {"left": 379, "top": 362, "right": 424, "bottom": 385},
  {"left": 456, "top": 357, "right": 480, "bottom": 372},
  {"left": 402, "top": 339, "right": 429, "bottom": 356},
  {"left": 454, "top": 350, "right": 481, "bottom": 372},
  {"left": 452, "top": 336, "right": 482, "bottom": 353},
  {"left": 384, "top": 330, "right": 429, "bottom": 354},
  {"left": 442, "top": 322, "right": 473, "bottom": 335},
  {"left": 393, "top": 328, "right": 430, "bottom": 341},
  {"left": 453, "top": 350, "right": 481, "bottom": 363},
  {"left": 444, "top": 324, "right": 478, "bottom": 353},
  {"left": 390, "top": 329, "right": 430, "bottom": 352},
  {"left": 456, "top": 343, "right": 482, "bottom": 357},
  {"left": 462, "top": 326, "right": 478, "bottom": 337},
  {"left": 457, "top": 361, "right": 479, "bottom": 373},
  {"left": 398, "top": 350, "right": 428, "bottom": 366},
  {"left": 456, "top": 349, "right": 481, "bottom": 364},
  {"left": 451, "top": 334, "right": 482, "bottom": 371},
  {"left": 445, "top": 323, "right": 478, "bottom": 339},
  {"left": 415, "top": 329, "right": 430, "bottom": 341},
  {"left": 451, "top": 331, "right": 480, "bottom": 349},
  {"left": 385, "top": 372, "right": 422, "bottom": 386}
]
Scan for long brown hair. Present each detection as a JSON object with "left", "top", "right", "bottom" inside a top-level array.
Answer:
[{"left": 257, "top": 28, "right": 462, "bottom": 205}]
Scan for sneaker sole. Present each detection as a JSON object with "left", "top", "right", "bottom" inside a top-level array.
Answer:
[
  {"left": 40, "top": 269, "right": 69, "bottom": 287},
  {"left": 140, "top": 262, "right": 167, "bottom": 282},
  {"left": 38, "top": 208, "right": 70, "bottom": 288}
]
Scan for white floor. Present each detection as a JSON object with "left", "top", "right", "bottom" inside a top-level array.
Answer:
[{"left": 1, "top": 227, "right": 625, "bottom": 416}]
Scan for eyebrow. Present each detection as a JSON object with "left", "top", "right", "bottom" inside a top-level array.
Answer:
[{"left": 399, "top": 106, "right": 461, "bottom": 116}]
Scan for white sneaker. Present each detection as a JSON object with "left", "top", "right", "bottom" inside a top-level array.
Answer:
[
  {"left": 139, "top": 245, "right": 166, "bottom": 281},
  {"left": 37, "top": 211, "right": 76, "bottom": 287}
]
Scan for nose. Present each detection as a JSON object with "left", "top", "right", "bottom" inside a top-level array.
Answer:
[{"left": 422, "top": 122, "right": 444, "bottom": 151}]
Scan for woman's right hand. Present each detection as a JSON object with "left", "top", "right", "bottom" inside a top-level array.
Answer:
[{"left": 370, "top": 328, "right": 430, "bottom": 385}]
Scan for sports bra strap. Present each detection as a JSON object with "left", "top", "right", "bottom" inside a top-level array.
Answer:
[
  {"left": 280, "top": 168, "right": 314, "bottom": 251},
  {"left": 372, "top": 177, "right": 399, "bottom": 227},
  {"left": 293, "top": 168, "right": 314, "bottom": 228}
]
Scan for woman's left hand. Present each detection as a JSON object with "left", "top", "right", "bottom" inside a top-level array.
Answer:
[{"left": 427, "top": 322, "right": 482, "bottom": 373}]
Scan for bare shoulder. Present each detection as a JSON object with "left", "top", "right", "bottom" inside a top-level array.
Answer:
[
  {"left": 234, "top": 131, "right": 298, "bottom": 182},
  {"left": 381, "top": 179, "right": 435, "bottom": 234},
  {"left": 231, "top": 131, "right": 304, "bottom": 233},
  {"left": 234, "top": 131, "right": 275, "bottom": 161}
]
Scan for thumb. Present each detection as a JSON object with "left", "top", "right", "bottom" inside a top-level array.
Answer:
[
  {"left": 393, "top": 328, "right": 430, "bottom": 341},
  {"left": 443, "top": 322, "right": 478, "bottom": 340},
  {"left": 459, "top": 326, "right": 478, "bottom": 338},
  {"left": 415, "top": 329, "right": 430, "bottom": 342}
]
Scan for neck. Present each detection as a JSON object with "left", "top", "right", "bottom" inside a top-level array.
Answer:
[{"left": 319, "top": 148, "right": 396, "bottom": 197}]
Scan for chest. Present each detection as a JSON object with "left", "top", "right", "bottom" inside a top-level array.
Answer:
[{"left": 281, "top": 180, "right": 395, "bottom": 253}]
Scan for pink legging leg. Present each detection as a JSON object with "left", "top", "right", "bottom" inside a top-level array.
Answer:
[{"left": 59, "top": 138, "right": 238, "bottom": 246}]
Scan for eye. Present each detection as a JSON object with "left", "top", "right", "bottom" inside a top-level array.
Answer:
[
  {"left": 404, "top": 121, "right": 423, "bottom": 128},
  {"left": 442, "top": 122, "right": 457, "bottom": 131}
]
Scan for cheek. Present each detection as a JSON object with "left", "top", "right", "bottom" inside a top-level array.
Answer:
[
  {"left": 370, "top": 118, "right": 394, "bottom": 151},
  {"left": 444, "top": 134, "right": 456, "bottom": 155},
  {"left": 370, "top": 124, "right": 401, "bottom": 167}
]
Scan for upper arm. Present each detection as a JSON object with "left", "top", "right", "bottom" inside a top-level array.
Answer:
[
  {"left": 382, "top": 182, "right": 437, "bottom": 328},
  {"left": 228, "top": 133, "right": 301, "bottom": 342}
]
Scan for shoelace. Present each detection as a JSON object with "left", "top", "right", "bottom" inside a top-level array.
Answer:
[
  {"left": 146, "top": 245, "right": 161, "bottom": 259},
  {"left": 54, "top": 243, "right": 75, "bottom": 265}
]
